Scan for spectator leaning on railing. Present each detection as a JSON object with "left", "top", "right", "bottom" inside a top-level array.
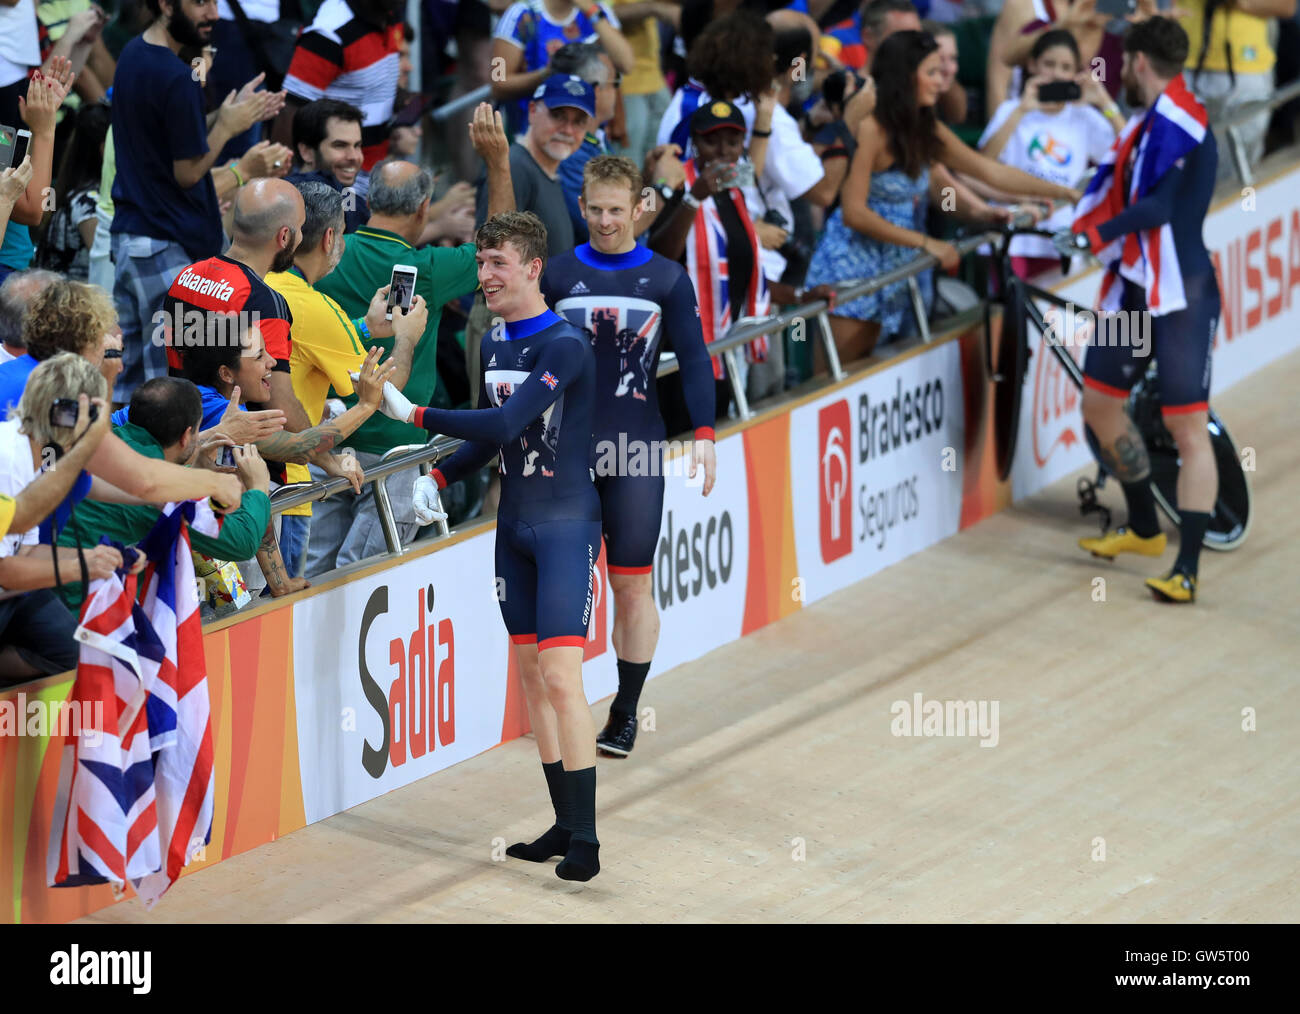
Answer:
[
  {"left": 0, "top": 354, "right": 145, "bottom": 684},
  {"left": 5, "top": 277, "right": 247, "bottom": 509},
  {"left": 1178, "top": 0, "right": 1297, "bottom": 181},
  {"left": 0, "top": 380, "right": 112, "bottom": 575},
  {"left": 804, "top": 30, "right": 1080, "bottom": 368},
  {"left": 54, "top": 376, "right": 276, "bottom": 608},
  {"left": 267, "top": 180, "right": 423, "bottom": 579}
]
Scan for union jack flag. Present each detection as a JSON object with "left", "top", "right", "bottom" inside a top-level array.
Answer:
[
  {"left": 49, "top": 501, "right": 219, "bottom": 908},
  {"left": 1073, "top": 74, "right": 1208, "bottom": 317},
  {"left": 540, "top": 371, "right": 559, "bottom": 390}
]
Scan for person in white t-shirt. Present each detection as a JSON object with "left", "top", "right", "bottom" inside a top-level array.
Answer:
[{"left": 979, "top": 28, "right": 1122, "bottom": 279}]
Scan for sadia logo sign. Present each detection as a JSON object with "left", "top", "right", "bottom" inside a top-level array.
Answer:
[
  {"left": 357, "top": 583, "right": 455, "bottom": 778},
  {"left": 818, "top": 400, "right": 852, "bottom": 562}
]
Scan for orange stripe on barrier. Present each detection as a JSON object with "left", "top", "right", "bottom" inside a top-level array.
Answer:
[
  {"left": 500, "top": 644, "right": 531, "bottom": 742},
  {"left": 741, "top": 412, "right": 799, "bottom": 635}
]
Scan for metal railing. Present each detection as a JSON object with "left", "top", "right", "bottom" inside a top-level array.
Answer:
[
  {"left": 1219, "top": 77, "right": 1300, "bottom": 188},
  {"left": 265, "top": 62, "right": 1300, "bottom": 562},
  {"left": 263, "top": 215, "right": 1028, "bottom": 553}
]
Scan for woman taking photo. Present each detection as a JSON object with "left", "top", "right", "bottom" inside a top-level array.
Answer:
[
  {"left": 805, "top": 30, "right": 1083, "bottom": 368},
  {"left": 980, "top": 29, "right": 1122, "bottom": 280}
]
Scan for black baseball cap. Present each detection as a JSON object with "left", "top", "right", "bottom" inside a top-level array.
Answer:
[{"left": 690, "top": 100, "right": 746, "bottom": 136}]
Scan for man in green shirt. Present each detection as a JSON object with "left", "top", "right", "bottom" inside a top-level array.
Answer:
[
  {"left": 306, "top": 102, "right": 514, "bottom": 576},
  {"left": 56, "top": 377, "right": 276, "bottom": 609}
]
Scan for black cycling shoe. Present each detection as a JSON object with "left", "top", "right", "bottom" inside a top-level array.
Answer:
[{"left": 596, "top": 708, "right": 637, "bottom": 757}]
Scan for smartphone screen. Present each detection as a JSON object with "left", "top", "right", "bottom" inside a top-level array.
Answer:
[
  {"left": 1094, "top": 0, "right": 1135, "bottom": 17},
  {"left": 12, "top": 129, "right": 30, "bottom": 166},
  {"left": 386, "top": 265, "right": 418, "bottom": 320},
  {"left": 0, "top": 126, "right": 15, "bottom": 170},
  {"left": 217, "top": 446, "right": 237, "bottom": 468},
  {"left": 1037, "top": 81, "right": 1082, "bottom": 103}
]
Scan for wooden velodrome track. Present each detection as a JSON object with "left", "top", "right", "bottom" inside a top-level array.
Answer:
[{"left": 85, "top": 350, "right": 1299, "bottom": 924}]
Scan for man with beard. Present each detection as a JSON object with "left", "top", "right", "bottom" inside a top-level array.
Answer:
[
  {"left": 110, "top": 0, "right": 276, "bottom": 402},
  {"left": 266, "top": 180, "right": 429, "bottom": 576},
  {"left": 287, "top": 99, "right": 372, "bottom": 234},
  {"left": 1070, "top": 17, "right": 1221, "bottom": 604},
  {"left": 164, "top": 178, "right": 365, "bottom": 576}
]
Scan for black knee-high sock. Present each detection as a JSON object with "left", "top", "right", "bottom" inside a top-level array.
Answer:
[
  {"left": 612, "top": 659, "right": 651, "bottom": 718},
  {"left": 506, "top": 760, "right": 571, "bottom": 862},
  {"left": 1174, "top": 511, "right": 1210, "bottom": 577},
  {"left": 564, "top": 766, "right": 598, "bottom": 844},
  {"left": 1121, "top": 479, "right": 1161, "bottom": 538},
  {"left": 556, "top": 767, "right": 599, "bottom": 882}
]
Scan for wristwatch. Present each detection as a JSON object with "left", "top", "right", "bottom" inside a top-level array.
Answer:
[
  {"left": 681, "top": 190, "right": 702, "bottom": 210},
  {"left": 1072, "top": 231, "right": 1091, "bottom": 251},
  {"left": 655, "top": 182, "right": 675, "bottom": 204}
]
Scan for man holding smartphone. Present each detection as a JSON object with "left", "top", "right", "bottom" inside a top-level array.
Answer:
[{"left": 306, "top": 102, "right": 515, "bottom": 576}]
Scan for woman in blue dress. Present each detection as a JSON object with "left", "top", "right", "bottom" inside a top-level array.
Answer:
[{"left": 806, "top": 30, "right": 1082, "bottom": 368}]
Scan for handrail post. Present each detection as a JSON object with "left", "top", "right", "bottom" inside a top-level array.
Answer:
[
  {"left": 373, "top": 474, "right": 405, "bottom": 556},
  {"left": 1226, "top": 125, "right": 1254, "bottom": 187},
  {"left": 723, "top": 348, "right": 751, "bottom": 420},
  {"left": 907, "top": 276, "right": 932, "bottom": 343},
  {"left": 817, "top": 311, "right": 846, "bottom": 382}
]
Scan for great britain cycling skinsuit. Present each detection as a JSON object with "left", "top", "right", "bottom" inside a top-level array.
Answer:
[
  {"left": 418, "top": 309, "right": 600, "bottom": 651},
  {"left": 541, "top": 242, "right": 716, "bottom": 575}
]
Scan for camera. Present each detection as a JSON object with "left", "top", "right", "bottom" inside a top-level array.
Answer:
[
  {"left": 762, "top": 209, "right": 812, "bottom": 281},
  {"left": 48, "top": 398, "right": 98, "bottom": 429}
]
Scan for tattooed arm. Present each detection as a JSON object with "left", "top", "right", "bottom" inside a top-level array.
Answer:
[
  {"left": 253, "top": 348, "right": 394, "bottom": 464},
  {"left": 256, "top": 523, "right": 309, "bottom": 597}
]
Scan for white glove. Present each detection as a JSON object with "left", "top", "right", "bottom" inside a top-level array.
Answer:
[
  {"left": 412, "top": 475, "right": 448, "bottom": 526},
  {"left": 349, "top": 374, "right": 416, "bottom": 422},
  {"left": 381, "top": 380, "right": 417, "bottom": 423}
]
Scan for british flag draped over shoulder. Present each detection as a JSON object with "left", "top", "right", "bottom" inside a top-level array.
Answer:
[
  {"left": 49, "top": 500, "right": 219, "bottom": 908},
  {"left": 681, "top": 158, "right": 770, "bottom": 380},
  {"left": 1072, "top": 74, "right": 1209, "bottom": 317}
]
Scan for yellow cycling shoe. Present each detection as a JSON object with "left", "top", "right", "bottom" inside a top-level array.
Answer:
[
  {"left": 1145, "top": 569, "right": 1197, "bottom": 603},
  {"left": 1078, "top": 526, "right": 1167, "bottom": 560}
]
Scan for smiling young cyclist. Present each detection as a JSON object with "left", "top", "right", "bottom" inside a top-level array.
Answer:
[
  {"left": 382, "top": 211, "right": 605, "bottom": 882},
  {"left": 541, "top": 154, "right": 717, "bottom": 758}
]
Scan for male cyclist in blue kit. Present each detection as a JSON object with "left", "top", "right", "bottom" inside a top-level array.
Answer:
[
  {"left": 379, "top": 211, "right": 604, "bottom": 882},
  {"left": 542, "top": 155, "right": 718, "bottom": 759},
  {"left": 1068, "top": 17, "right": 1221, "bottom": 604}
]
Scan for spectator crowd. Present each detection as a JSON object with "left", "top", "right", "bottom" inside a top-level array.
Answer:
[{"left": 1, "top": 0, "right": 1296, "bottom": 683}]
